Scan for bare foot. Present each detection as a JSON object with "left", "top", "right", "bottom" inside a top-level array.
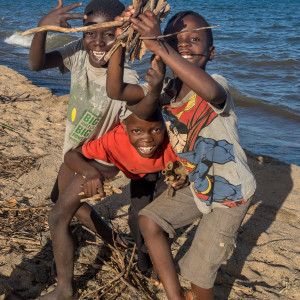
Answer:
[
  {"left": 150, "top": 268, "right": 163, "bottom": 287},
  {"left": 36, "top": 286, "right": 78, "bottom": 300},
  {"left": 183, "top": 288, "right": 194, "bottom": 300},
  {"left": 115, "top": 233, "right": 128, "bottom": 251}
]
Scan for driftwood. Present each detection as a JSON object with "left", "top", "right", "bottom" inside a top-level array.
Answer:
[{"left": 21, "top": 21, "right": 124, "bottom": 36}]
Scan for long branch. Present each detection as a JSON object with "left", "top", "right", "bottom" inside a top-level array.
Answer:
[{"left": 22, "top": 20, "right": 124, "bottom": 36}]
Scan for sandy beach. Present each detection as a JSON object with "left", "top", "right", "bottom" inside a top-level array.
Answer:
[{"left": 0, "top": 65, "right": 299, "bottom": 299}]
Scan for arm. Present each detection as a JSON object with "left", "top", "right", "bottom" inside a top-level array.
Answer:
[
  {"left": 64, "top": 148, "right": 105, "bottom": 198},
  {"left": 28, "top": 0, "right": 85, "bottom": 71},
  {"left": 107, "top": 40, "right": 165, "bottom": 119},
  {"left": 106, "top": 45, "right": 145, "bottom": 102},
  {"left": 130, "top": 11, "right": 226, "bottom": 105},
  {"left": 126, "top": 54, "right": 165, "bottom": 119}
]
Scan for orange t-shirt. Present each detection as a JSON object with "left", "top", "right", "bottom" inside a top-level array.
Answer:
[{"left": 82, "top": 123, "right": 179, "bottom": 179}]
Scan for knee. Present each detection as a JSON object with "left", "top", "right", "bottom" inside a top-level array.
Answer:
[
  {"left": 48, "top": 205, "right": 67, "bottom": 232},
  {"left": 138, "top": 214, "right": 162, "bottom": 238}
]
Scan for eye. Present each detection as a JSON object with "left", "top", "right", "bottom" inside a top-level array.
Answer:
[
  {"left": 152, "top": 127, "right": 162, "bottom": 134},
  {"left": 132, "top": 129, "right": 140, "bottom": 134},
  {"left": 84, "top": 31, "right": 94, "bottom": 36},
  {"left": 191, "top": 37, "right": 200, "bottom": 42}
]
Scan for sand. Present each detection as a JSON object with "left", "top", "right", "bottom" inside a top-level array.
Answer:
[{"left": 0, "top": 65, "right": 299, "bottom": 299}]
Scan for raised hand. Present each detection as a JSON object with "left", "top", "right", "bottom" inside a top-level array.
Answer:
[
  {"left": 130, "top": 11, "right": 162, "bottom": 53},
  {"left": 38, "top": 0, "right": 86, "bottom": 28},
  {"left": 143, "top": 55, "right": 165, "bottom": 97}
]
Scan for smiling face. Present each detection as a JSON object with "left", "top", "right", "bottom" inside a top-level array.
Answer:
[
  {"left": 124, "top": 114, "right": 166, "bottom": 158},
  {"left": 165, "top": 14, "right": 215, "bottom": 70},
  {"left": 83, "top": 14, "right": 116, "bottom": 68}
]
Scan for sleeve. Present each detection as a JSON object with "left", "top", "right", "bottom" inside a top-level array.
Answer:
[
  {"left": 211, "top": 74, "right": 234, "bottom": 115},
  {"left": 81, "top": 134, "right": 111, "bottom": 163},
  {"left": 56, "top": 39, "right": 83, "bottom": 74}
]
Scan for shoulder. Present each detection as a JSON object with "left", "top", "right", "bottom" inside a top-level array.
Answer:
[{"left": 56, "top": 39, "right": 84, "bottom": 58}]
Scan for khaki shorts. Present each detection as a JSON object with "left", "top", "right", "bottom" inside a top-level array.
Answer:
[{"left": 139, "top": 182, "right": 253, "bottom": 289}]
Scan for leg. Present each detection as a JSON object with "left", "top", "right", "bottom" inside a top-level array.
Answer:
[
  {"left": 179, "top": 197, "right": 254, "bottom": 300},
  {"left": 51, "top": 162, "right": 121, "bottom": 246},
  {"left": 139, "top": 215, "right": 185, "bottom": 300},
  {"left": 128, "top": 173, "right": 159, "bottom": 273},
  {"left": 40, "top": 174, "right": 85, "bottom": 300}
]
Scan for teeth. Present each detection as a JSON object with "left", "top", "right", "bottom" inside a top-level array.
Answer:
[
  {"left": 138, "top": 146, "right": 155, "bottom": 153},
  {"left": 93, "top": 51, "right": 105, "bottom": 59},
  {"left": 181, "top": 54, "right": 193, "bottom": 59}
]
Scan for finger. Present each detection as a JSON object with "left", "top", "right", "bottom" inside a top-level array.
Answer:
[
  {"left": 91, "top": 180, "right": 98, "bottom": 196},
  {"left": 97, "top": 180, "right": 105, "bottom": 198},
  {"left": 62, "top": 2, "right": 83, "bottom": 13},
  {"left": 54, "top": 0, "right": 63, "bottom": 9},
  {"left": 63, "top": 12, "right": 86, "bottom": 21}
]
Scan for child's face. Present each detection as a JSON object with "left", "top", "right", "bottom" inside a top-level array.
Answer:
[
  {"left": 166, "top": 15, "right": 214, "bottom": 70},
  {"left": 83, "top": 14, "right": 116, "bottom": 68},
  {"left": 124, "top": 114, "right": 165, "bottom": 158}
]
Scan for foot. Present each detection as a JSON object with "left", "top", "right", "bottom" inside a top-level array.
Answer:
[
  {"left": 183, "top": 288, "right": 195, "bottom": 300},
  {"left": 115, "top": 233, "right": 128, "bottom": 251},
  {"left": 36, "top": 286, "right": 78, "bottom": 300},
  {"left": 150, "top": 268, "right": 163, "bottom": 287},
  {"left": 143, "top": 267, "right": 163, "bottom": 287}
]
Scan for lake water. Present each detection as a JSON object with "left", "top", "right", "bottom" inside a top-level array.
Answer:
[{"left": 0, "top": 0, "right": 299, "bottom": 165}]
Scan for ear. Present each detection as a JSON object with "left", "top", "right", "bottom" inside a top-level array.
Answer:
[{"left": 208, "top": 46, "right": 215, "bottom": 61}]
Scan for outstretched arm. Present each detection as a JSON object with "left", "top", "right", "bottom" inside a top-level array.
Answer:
[
  {"left": 130, "top": 11, "right": 226, "bottom": 105},
  {"left": 28, "top": 0, "right": 86, "bottom": 71},
  {"left": 64, "top": 148, "right": 105, "bottom": 198}
]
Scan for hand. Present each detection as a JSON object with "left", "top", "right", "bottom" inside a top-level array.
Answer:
[
  {"left": 82, "top": 168, "right": 105, "bottom": 198},
  {"left": 143, "top": 55, "right": 165, "bottom": 97},
  {"left": 38, "top": 0, "right": 86, "bottom": 28},
  {"left": 130, "top": 11, "right": 162, "bottom": 53},
  {"left": 115, "top": 5, "right": 135, "bottom": 23},
  {"left": 171, "top": 176, "right": 190, "bottom": 191}
]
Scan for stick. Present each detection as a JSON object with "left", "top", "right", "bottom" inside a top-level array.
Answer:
[
  {"left": 140, "top": 25, "right": 220, "bottom": 40},
  {"left": 22, "top": 20, "right": 124, "bottom": 36}
]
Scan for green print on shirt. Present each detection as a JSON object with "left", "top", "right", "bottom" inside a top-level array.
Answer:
[{"left": 69, "top": 110, "right": 101, "bottom": 143}]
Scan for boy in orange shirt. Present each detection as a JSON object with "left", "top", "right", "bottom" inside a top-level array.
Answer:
[{"left": 49, "top": 110, "right": 186, "bottom": 298}]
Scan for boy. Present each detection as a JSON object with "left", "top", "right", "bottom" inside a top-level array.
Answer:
[
  {"left": 108, "top": 8, "right": 257, "bottom": 300},
  {"left": 52, "top": 111, "right": 184, "bottom": 298},
  {"left": 28, "top": 1, "right": 138, "bottom": 299}
]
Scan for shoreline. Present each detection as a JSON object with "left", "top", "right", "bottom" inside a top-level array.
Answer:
[{"left": 1, "top": 65, "right": 299, "bottom": 299}]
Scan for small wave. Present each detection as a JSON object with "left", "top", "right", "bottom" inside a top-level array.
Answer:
[
  {"left": 231, "top": 87, "right": 300, "bottom": 121},
  {"left": 4, "top": 30, "right": 79, "bottom": 50},
  {"left": 4, "top": 31, "right": 33, "bottom": 48}
]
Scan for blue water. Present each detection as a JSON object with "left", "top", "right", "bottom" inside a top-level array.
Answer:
[{"left": 0, "top": 0, "right": 299, "bottom": 165}]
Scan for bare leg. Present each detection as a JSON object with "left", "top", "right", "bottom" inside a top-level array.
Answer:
[
  {"left": 39, "top": 175, "right": 85, "bottom": 299},
  {"left": 52, "top": 163, "right": 122, "bottom": 246},
  {"left": 191, "top": 283, "right": 214, "bottom": 300},
  {"left": 139, "top": 215, "right": 185, "bottom": 300}
]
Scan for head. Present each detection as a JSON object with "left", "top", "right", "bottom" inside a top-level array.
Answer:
[
  {"left": 83, "top": 0, "right": 125, "bottom": 67},
  {"left": 164, "top": 11, "right": 215, "bottom": 70},
  {"left": 124, "top": 111, "right": 166, "bottom": 158}
]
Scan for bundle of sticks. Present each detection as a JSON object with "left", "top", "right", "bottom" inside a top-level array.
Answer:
[
  {"left": 162, "top": 161, "right": 189, "bottom": 197},
  {"left": 105, "top": 0, "right": 171, "bottom": 62},
  {"left": 22, "top": 0, "right": 170, "bottom": 63}
]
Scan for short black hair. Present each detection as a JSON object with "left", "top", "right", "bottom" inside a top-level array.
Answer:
[
  {"left": 84, "top": 0, "right": 125, "bottom": 20},
  {"left": 164, "top": 11, "right": 213, "bottom": 47}
]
